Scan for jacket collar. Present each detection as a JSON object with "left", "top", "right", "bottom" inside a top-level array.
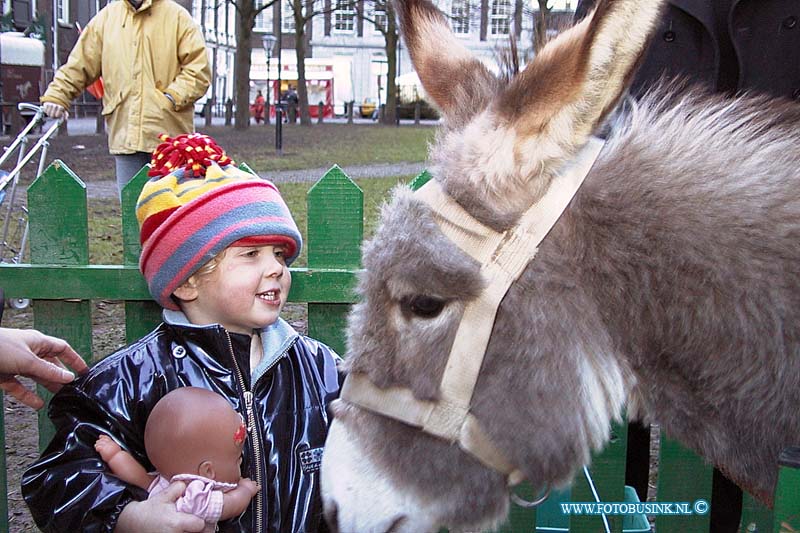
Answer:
[
  {"left": 162, "top": 309, "right": 299, "bottom": 383},
  {"left": 124, "top": 0, "right": 155, "bottom": 14},
  {"left": 253, "top": 318, "right": 299, "bottom": 382}
]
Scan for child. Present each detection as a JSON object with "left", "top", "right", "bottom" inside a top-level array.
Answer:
[
  {"left": 95, "top": 387, "right": 259, "bottom": 533},
  {"left": 22, "top": 134, "right": 342, "bottom": 532}
]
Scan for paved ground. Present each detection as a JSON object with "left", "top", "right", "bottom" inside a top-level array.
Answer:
[
  {"left": 27, "top": 114, "right": 439, "bottom": 137},
  {"left": 265, "top": 160, "right": 427, "bottom": 182}
]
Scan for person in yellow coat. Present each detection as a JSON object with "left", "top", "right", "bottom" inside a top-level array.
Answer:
[{"left": 41, "top": 0, "right": 211, "bottom": 196}]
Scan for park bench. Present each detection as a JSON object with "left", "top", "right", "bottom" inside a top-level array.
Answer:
[{"left": 0, "top": 160, "right": 797, "bottom": 532}]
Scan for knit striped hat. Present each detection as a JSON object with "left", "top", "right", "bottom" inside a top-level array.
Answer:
[{"left": 137, "top": 133, "right": 302, "bottom": 310}]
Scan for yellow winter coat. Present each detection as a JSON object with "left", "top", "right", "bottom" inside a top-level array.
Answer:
[{"left": 41, "top": 0, "right": 211, "bottom": 154}]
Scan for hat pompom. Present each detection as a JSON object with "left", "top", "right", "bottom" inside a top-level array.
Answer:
[{"left": 148, "top": 133, "right": 233, "bottom": 178}]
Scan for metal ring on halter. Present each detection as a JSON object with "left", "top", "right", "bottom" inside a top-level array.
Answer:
[{"left": 509, "top": 485, "right": 551, "bottom": 508}]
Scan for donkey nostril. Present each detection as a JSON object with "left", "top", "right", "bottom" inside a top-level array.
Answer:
[{"left": 324, "top": 502, "right": 339, "bottom": 533}]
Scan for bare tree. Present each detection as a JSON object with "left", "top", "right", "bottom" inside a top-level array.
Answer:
[
  {"left": 231, "top": 0, "right": 277, "bottom": 129},
  {"left": 284, "top": 0, "right": 336, "bottom": 125},
  {"left": 533, "top": 0, "right": 552, "bottom": 53},
  {"left": 354, "top": 0, "right": 398, "bottom": 125}
]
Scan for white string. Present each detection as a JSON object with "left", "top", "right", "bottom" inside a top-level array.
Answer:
[{"left": 583, "top": 465, "right": 611, "bottom": 533}]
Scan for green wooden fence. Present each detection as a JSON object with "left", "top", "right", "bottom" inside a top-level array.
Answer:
[{"left": 0, "top": 160, "right": 797, "bottom": 533}]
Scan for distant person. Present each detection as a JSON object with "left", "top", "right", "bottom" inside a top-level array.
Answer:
[
  {"left": 251, "top": 90, "right": 266, "bottom": 124},
  {"left": 285, "top": 86, "right": 299, "bottom": 123},
  {"left": 574, "top": 0, "right": 800, "bottom": 100},
  {"left": 40, "top": 0, "right": 211, "bottom": 197},
  {"left": 0, "top": 327, "right": 87, "bottom": 409},
  {"left": 285, "top": 86, "right": 299, "bottom": 105}
]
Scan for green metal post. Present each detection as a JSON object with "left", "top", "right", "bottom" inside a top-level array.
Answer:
[{"left": 121, "top": 167, "right": 161, "bottom": 344}]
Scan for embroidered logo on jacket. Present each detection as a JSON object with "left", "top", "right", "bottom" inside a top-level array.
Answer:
[{"left": 299, "top": 447, "right": 324, "bottom": 474}]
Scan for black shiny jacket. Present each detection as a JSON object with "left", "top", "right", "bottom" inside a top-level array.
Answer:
[
  {"left": 22, "top": 321, "right": 341, "bottom": 532},
  {"left": 575, "top": 0, "right": 800, "bottom": 101}
]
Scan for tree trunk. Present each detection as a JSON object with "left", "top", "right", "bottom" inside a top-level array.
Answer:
[
  {"left": 380, "top": 4, "right": 398, "bottom": 126},
  {"left": 207, "top": 0, "right": 219, "bottom": 128},
  {"left": 534, "top": 0, "right": 550, "bottom": 53},
  {"left": 234, "top": 4, "right": 256, "bottom": 129},
  {"left": 294, "top": 0, "right": 312, "bottom": 126}
]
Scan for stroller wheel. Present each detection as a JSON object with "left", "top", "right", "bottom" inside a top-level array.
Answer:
[{"left": 7, "top": 297, "right": 30, "bottom": 310}]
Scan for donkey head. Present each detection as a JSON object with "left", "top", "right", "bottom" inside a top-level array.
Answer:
[{"left": 321, "top": 1, "right": 665, "bottom": 531}]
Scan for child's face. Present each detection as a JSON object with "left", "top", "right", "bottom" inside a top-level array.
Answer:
[{"left": 178, "top": 244, "right": 292, "bottom": 334}]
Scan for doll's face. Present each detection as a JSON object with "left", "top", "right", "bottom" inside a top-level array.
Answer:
[{"left": 211, "top": 416, "right": 247, "bottom": 484}]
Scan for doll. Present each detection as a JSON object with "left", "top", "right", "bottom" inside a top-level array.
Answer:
[{"left": 94, "top": 387, "right": 259, "bottom": 532}]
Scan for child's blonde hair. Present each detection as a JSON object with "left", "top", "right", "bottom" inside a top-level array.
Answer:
[{"left": 191, "top": 248, "right": 228, "bottom": 282}]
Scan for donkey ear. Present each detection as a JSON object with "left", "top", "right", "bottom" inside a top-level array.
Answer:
[
  {"left": 499, "top": 0, "right": 665, "bottom": 142},
  {"left": 395, "top": 0, "right": 497, "bottom": 126}
]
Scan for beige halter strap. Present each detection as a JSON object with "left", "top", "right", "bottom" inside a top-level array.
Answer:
[{"left": 341, "top": 137, "right": 606, "bottom": 485}]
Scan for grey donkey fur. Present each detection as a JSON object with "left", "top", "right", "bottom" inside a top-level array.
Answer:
[{"left": 322, "top": 0, "right": 800, "bottom": 530}]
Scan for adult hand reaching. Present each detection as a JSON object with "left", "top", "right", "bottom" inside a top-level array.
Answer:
[
  {"left": 42, "top": 102, "right": 69, "bottom": 120},
  {"left": 115, "top": 482, "right": 206, "bottom": 533},
  {"left": 0, "top": 327, "right": 88, "bottom": 409}
]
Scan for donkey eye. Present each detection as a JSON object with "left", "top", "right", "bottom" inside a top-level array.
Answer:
[{"left": 400, "top": 295, "right": 446, "bottom": 319}]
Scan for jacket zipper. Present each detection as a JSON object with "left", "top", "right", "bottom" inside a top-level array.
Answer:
[{"left": 225, "top": 331, "right": 264, "bottom": 533}]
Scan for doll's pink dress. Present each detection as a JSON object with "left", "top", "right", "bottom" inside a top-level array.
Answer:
[{"left": 148, "top": 473, "right": 238, "bottom": 532}]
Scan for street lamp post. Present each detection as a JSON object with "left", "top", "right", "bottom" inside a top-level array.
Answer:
[
  {"left": 261, "top": 34, "right": 276, "bottom": 126},
  {"left": 275, "top": 19, "right": 283, "bottom": 155}
]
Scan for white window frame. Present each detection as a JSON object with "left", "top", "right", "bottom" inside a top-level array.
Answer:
[
  {"left": 450, "top": 0, "right": 469, "bottom": 34},
  {"left": 253, "top": 0, "right": 271, "bottom": 32},
  {"left": 489, "top": 0, "right": 510, "bottom": 37},
  {"left": 191, "top": 0, "right": 202, "bottom": 25},
  {"left": 227, "top": 3, "right": 236, "bottom": 42},
  {"left": 204, "top": 0, "right": 215, "bottom": 33},
  {"left": 282, "top": 0, "right": 295, "bottom": 33},
  {"left": 333, "top": 0, "right": 355, "bottom": 34},
  {"left": 56, "top": 0, "right": 69, "bottom": 24},
  {"left": 370, "top": 3, "right": 387, "bottom": 34}
]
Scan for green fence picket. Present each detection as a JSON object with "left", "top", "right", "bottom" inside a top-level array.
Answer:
[
  {"left": 740, "top": 493, "right": 773, "bottom": 532},
  {"left": 409, "top": 169, "right": 433, "bottom": 191},
  {"left": 27, "top": 160, "right": 93, "bottom": 449},
  {"left": 774, "top": 447, "right": 800, "bottom": 532},
  {"left": 306, "top": 166, "right": 363, "bottom": 355},
  {"left": 121, "top": 167, "right": 161, "bottom": 344}
]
